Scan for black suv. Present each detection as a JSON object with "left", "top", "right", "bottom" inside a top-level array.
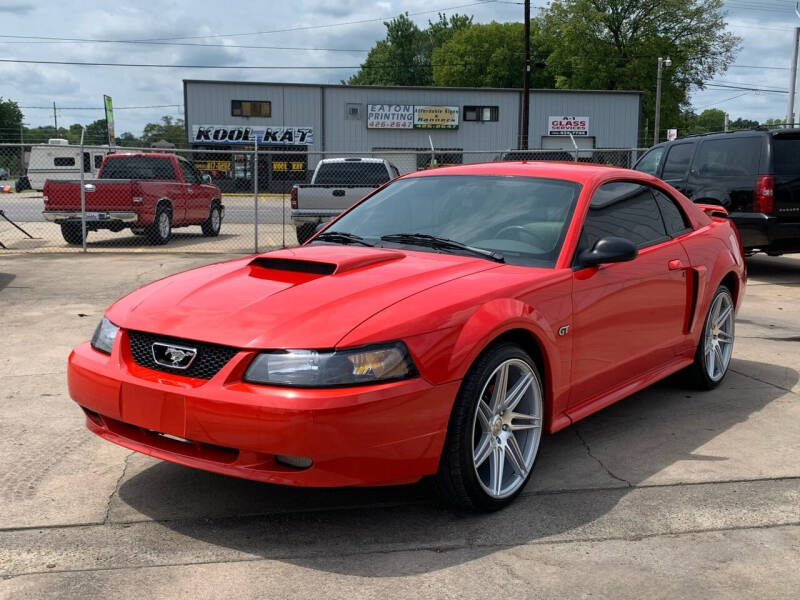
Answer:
[{"left": 634, "top": 129, "right": 800, "bottom": 255}]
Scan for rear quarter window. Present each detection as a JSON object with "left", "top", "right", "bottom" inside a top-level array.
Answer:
[
  {"left": 661, "top": 143, "right": 695, "bottom": 180},
  {"left": 694, "top": 137, "right": 762, "bottom": 177}
]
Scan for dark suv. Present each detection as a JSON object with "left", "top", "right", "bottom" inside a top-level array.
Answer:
[{"left": 634, "top": 129, "right": 800, "bottom": 255}]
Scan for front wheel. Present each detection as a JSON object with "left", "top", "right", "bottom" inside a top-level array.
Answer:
[
  {"left": 686, "top": 285, "right": 735, "bottom": 389},
  {"left": 435, "top": 343, "right": 544, "bottom": 511},
  {"left": 201, "top": 203, "right": 222, "bottom": 237}
]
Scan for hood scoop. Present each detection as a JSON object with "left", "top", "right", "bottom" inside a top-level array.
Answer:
[{"left": 249, "top": 247, "right": 404, "bottom": 275}]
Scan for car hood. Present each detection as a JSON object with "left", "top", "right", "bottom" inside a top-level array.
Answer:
[{"left": 106, "top": 245, "right": 502, "bottom": 348}]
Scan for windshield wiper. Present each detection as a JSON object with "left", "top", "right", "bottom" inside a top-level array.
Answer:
[
  {"left": 380, "top": 233, "right": 504, "bottom": 263},
  {"left": 314, "top": 231, "right": 375, "bottom": 247}
]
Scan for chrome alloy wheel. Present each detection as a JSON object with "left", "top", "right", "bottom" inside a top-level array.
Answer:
[
  {"left": 158, "top": 211, "right": 170, "bottom": 239},
  {"left": 472, "top": 358, "right": 543, "bottom": 499},
  {"left": 211, "top": 206, "right": 221, "bottom": 232},
  {"left": 705, "top": 290, "right": 734, "bottom": 382}
]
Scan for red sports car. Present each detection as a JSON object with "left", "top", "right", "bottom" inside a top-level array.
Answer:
[{"left": 68, "top": 162, "right": 745, "bottom": 511}]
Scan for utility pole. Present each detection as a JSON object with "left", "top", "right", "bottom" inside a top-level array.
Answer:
[
  {"left": 787, "top": 27, "right": 799, "bottom": 128},
  {"left": 53, "top": 101, "right": 58, "bottom": 131},
  {"left": 520, "top": 0, "right": 530, "bottom": 149},
  {"left": 653, "top": 56, "right": 671, "bottom": 145},
  {"left": 724, "top": 112, "right": 729, "bottom": 132}
]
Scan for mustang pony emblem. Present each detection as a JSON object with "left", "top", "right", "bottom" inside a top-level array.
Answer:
[{"left": 151, "top": 342, "right": 198, "bottom": 370}]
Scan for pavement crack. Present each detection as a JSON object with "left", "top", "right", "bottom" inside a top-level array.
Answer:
[
  {"left": 104, "top": 451, "right": 134, "bottom": 525},
  {"left": 729, "top": 368, "right": 798, "bottom": 396},
  {"left": 574, "top": 427, "right": 632, "bottom": 487}
]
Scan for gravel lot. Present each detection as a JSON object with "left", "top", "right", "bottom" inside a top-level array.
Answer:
[{"left": 1, "top": 253, "right": 798, "bottom": 599}]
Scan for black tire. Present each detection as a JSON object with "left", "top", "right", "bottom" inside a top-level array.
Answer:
[
  {"left": 15, "top": 176, "right": 30, "bottom": 192},
  {"left": 435, "top": 342, "right": 543, "bottom": 511},
  {"left": 60, "top": 222, "right": 84, "bottom": 245},
  {"left": 201, "top": 202, "right": 222, "bottom": 237},
  {"left": 685, "top": 285, "right": 735, "bottom": 390},
  {"left": 147, "top": 205, "right": 172, "bottom": 245},
  {"left": 295, "top": 223, "right": 316, "bottom": 245}
]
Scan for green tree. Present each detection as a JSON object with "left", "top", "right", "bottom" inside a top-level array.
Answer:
[
  {"left": 542, "top": 0, "right": 740, "bottom": 139},
  {"left": 693, "top": 108, "right": 726, "bottom": 133},
  {"left": 83, "top": 118, "right": 109, "bottom": 145},
  {"left": 348, "top": 13, "right": 472, "bottom": 86},
  {"left": 763, "top": 117, "right": 785, "bottom": 130},
  {"left": 141, "top": 116, "right": 185, "bottom": 147},
  {"left": 116, "top": 132, "right": 142, "bottom": 147},
  {"left": 433, "top": 21, "right": 554, "bottom": 88},
  {"left": 729, "top": 117, "right": 759, "bottom": 130},
  {"left": 0, "top": 97, "right": 23, "bottom": 143}
]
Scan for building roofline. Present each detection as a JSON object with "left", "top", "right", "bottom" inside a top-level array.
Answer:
[{"left": 182, "top": 79, "right": 642, "bottom": 96}]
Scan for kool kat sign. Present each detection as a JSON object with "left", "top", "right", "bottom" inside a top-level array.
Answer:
[{"left": 548, "top": 116, "right": 590, "bottom": 136}]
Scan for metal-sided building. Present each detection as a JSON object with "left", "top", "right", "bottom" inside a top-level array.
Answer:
[{"left": 183, "top": 79, "right": 641, "bottom": 191}]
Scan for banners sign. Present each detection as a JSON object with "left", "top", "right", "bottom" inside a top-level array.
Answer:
[
  {"left": 548, "top": 116, "right": 589, "bottom": 136},
  {"left": 413, "top": 105, "right": 459, "bottom": 129},
  {"left": 191, "top": 125, "right": 314, "bottom": 145},
  {"left": 367, "top": 104, "right": 459, "bottom": 129},
  {"left": 103, "top": 95, "right": 115, "bottom": 146}
]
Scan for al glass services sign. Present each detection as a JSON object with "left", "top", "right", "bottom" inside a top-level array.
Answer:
[
  {"left": 548, "top": 116, "right": 590, "bottom": 136},
  {"left": 191, "top": 125, "right": 314, "bottom": 145},
  {"left": 367, "top": 105, "right": 459, "bottom": 129}
]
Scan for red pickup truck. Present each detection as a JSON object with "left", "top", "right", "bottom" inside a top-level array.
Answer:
[{"left": 43, "top": 153, "right": 223, "bottom": 245}]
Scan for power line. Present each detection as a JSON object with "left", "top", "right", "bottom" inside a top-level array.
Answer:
[
  {"left": 0, "top": 57, "right": 481, "bottom": 69},
  {"left": 0, "top": 36, "right": 370, "bottom": 53},
  {"left": 18, "top": 104, "right": 183, "bottom": 110}
]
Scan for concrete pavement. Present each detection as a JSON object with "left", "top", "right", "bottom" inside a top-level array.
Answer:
[{"left": 0, "top": 253, "right": 798, "bottom": 598}]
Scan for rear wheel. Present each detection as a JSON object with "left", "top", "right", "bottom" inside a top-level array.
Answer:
[
  {"left": 201, "top": 202, "right": 222, "bottom": 237},
  {"left": 435, "top": 343, "right": 544, "bottom": 511},
  {"left": 295, "top": 223, "right": 316, "bottom": 245},
  {"left": 686, "top": 285, "right": 735, "bottom": 389},
  {"left": 147, "top": 205, "right": 172, "bottom": 245},
  {"left": 60, "top": 222, "right": 84, "bottom": 245}
]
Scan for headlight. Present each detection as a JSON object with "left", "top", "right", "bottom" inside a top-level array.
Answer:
[
  {"left": 243, "top": 342, "right": 417, "bottom": 387},
  {"left": 91, "top": 317, "right": 119, "bottom": 355}
]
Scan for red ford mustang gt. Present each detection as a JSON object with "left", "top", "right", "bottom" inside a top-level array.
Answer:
[{"left": 68, "top": 162, "right": 745, "bottom": 510}]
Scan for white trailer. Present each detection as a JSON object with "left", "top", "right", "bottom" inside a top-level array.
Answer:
[{"left": 26, "top": 139, "right": 109, "bottom": 191}]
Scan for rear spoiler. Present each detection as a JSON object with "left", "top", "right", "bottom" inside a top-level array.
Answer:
[{"left": 696, "top": 203, "right": 729, "bottom": 219}]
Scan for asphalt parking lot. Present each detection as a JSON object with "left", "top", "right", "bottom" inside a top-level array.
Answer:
[{"left": 1, "top": 252, "right": 799, "bottom": 598}]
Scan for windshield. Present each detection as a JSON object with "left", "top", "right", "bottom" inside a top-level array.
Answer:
[
  {"left": 323, "top": 175, "right": 581, "bottom": 267},
  {"left": 99, "top": 157, "right": 176, "bottom": 180}
]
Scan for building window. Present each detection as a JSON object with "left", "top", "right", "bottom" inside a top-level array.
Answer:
[
  {"left": 346, "top": 103, "right": 361, "bottom": 119},
  {"left": 464, "top": 106, "right": 499, "bottom": 122},
  {"left": 231, "top": 100, "right": 271, "bottom": 118}
]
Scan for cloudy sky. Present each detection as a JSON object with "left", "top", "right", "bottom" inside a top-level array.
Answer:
[{"left": 1, "top": 0, "right": 798, "bottom": 136}]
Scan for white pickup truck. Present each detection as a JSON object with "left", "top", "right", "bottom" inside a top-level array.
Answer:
[{"left": 290, "top": 157, "right": 400, "bottom": 244}]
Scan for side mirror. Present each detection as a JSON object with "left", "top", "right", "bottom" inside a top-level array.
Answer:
[
  {"left": 578, "top": 236, "right": 638, "bottom": 267},
  {"left": 201, "top": 173, "right": 212, "bottom": 184}
]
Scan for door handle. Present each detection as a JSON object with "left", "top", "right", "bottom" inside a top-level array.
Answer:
[
  {"left": 668, "top": 259, "right": 683, "bottom": 270},
  {"left": 84, "top": 184, "right": 95, "bottom": 192},
  {"left": 187, "top": 188, "right": 193, "bottom": 194},
  {"left": 332, "top": 189, "right": 345, "bottom": 197}
]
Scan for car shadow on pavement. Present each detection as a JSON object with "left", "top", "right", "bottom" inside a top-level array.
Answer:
[
  {"left": 79, "top": 232, "right": 247, "bottom": 251},
  {"left": 117, "top": 357, "right": 797, "bottom": 576},
  {"left": 746, "top": 255, "right": 800, "bottom": 287}
]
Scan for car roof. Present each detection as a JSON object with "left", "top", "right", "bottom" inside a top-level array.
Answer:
[{"left": 403, "top": 160, "right": 642, "bottom": 186}]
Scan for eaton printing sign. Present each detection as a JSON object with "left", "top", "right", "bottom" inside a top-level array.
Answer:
[
  {"left": 191, "top": 125, "right": 314, "bottom": 145},
  {"left": 367, "top": 105, "right": 459, "bottom": 129},
  {"left": 548, "top": 116, "right": 590, "bottom": 136}
]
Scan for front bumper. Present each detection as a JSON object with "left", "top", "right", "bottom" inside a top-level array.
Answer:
[
  {"left": 43, "top": 210, "right": 139, "bottom": 224},
  {"left": 67, "top": 333, "right": 458, "bottom": 487},
  {"left": 729, "top": 212, "right": 800, "bottom": 253}
]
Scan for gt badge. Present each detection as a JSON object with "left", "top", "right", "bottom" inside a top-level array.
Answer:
[{"left": 558, "top": 325, "right": 570, "bottom": 336}]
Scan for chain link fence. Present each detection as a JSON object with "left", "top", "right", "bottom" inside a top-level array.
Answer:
[{"left": 0, "top": 142, "right": 647, "bottom": 253}]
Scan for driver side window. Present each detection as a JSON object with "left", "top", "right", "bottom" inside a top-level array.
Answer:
[{"left": 578, "top": 182, "right": 670, "bottom": 255}]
